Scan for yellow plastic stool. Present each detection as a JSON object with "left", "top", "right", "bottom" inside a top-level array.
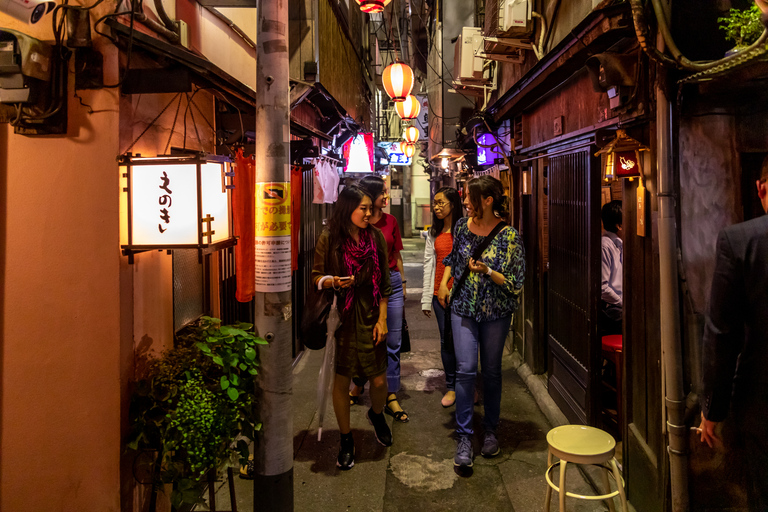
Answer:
[{"left": 544, "top": 425, "right": 628, "bottom": 512}]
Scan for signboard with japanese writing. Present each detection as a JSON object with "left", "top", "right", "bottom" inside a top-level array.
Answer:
[
  {"left": 383, "top": 142, "right": 411, "bottom": 166},
  {"left": 126, "top": 162, "right": 231, "bottom": 247},
  {"left": 254, "top": 182, "right": 292, "bottom": 292}
]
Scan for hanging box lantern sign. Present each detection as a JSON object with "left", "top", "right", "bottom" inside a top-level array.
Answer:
[
  {"left": 119, "top": 154, "right": 234, "bottom": 253},
  {"left": 613, "top": 150, "right": 641, "bottom": 179},
  {"left": 383, "top": 62, "right": 414, "bottom": 102},
  {"left": 595, "top": 129, "right": 648, "bottom": 182}
]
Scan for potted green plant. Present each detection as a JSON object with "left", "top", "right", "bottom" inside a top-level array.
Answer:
[
  {"left": 719, "top": 4, "right": 763, "bottom": 54},
  {"left": 127, "top": 316, "right": 267, "bottom": 510}
]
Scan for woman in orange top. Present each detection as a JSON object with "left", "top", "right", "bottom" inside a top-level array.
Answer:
[{"left": 421, "top": 187, "right": 464, "bottom": 407}]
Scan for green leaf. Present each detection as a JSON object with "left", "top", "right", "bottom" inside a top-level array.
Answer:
[
  {"left": 255, "top": 337, "right": 269, "bottom": 345},
  {"left": 230, "top": 374, "right": 239, "bottom": 386},
  {"left": 220, "top": 376, "right": 230, "bottom": 390},
  {"left": 245, "top": 347, "right": 256, "bottom": 360},
  {"left": 212, "top": 356, "right": 224, "bottom": 366},
  {"left": 237, "top": 322, "right": 254, "bottom": 330},
  {"left": 178, "top": 478, "right": 194, "bottom": 491},
  {"left": 228, "top": 328, "right": 249, "bottom": 337},
  {"left": 239, "top": 363, "right": 247, "bottom": 371},
  {"left": 219, "top": 325, "right": 233, "bottom": 335},
  {"left": 254, "top": 422, "right": 262, "bottom": 431},
  {"left": 227, "top": 387, "right": 239, "bottom": 400},
  {"left": 195, "top": 342, "right": 211, "bottom": 353},
  {"left": 171, "top": 490, "right": 183, "bottom": 509},
  {"left": 248, "top": 367, "right": 258, "bottom": 375}
]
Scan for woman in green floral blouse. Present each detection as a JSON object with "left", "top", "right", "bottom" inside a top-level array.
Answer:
[{"left": 438, "top": 175, "right": 526, "bottom": 469}]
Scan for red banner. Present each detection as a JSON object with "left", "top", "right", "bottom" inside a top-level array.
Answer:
[{"left": 233, "top": 149, "right": 255, "bottom": 302}]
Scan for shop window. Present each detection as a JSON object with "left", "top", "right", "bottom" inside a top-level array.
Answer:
[{"left": 173, "top": 250, "right": 206, "bottom": 332}]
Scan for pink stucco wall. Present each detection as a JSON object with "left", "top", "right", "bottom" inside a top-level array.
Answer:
[{"left": 1, "top": 91, "right": 123, "bottom": 510}]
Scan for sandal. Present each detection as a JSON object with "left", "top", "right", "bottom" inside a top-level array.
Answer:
[{"left": 384, "top": 395, "right": 409, "bottom": 423}]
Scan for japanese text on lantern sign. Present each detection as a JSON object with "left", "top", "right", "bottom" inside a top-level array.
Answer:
[{"left": 158, "top": 171, "right": 172, "bottom": 233}]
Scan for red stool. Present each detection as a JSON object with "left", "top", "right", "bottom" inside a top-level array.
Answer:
[{"left": 601, "top": 335, "right": 623, "bottom": 432}]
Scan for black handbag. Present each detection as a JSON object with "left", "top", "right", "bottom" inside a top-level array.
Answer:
[
  {"left": 443, "top": 222, "right": 507, "bottom": 353},
  {"left": 300, "top": 286, "right": 336, "bottom": 350}
]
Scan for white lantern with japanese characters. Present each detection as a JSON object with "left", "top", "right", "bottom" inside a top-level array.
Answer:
[{"left": 120, "top": 154, "right": 233, "bottom": 252}]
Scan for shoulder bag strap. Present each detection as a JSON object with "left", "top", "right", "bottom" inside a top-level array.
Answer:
[{"left": 451, "top": 221, "right": 506, "bottom": 298}]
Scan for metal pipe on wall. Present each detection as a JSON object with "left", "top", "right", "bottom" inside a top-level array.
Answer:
[
  {"left": 656, "top": 1, "right": 689, "bottom": 509},
  {"left": 253, "top": 0, "right": 294, "bottom": 510}
]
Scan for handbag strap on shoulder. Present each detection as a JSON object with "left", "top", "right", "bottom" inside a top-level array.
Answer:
[{"left": 452, "top": 221, "right": 506, "bottom": 299}]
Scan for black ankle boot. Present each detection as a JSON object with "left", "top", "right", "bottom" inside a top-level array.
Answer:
[
  {"left": 337, "top": 432, "right": 355, "bottom": 470},
  {"left": 367, "top": 408, "right": 393, "bottom": 447}
]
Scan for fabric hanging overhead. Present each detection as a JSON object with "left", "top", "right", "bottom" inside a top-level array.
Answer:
[{"left": 312, "top": 157, "right": 340, "bottom": 204}]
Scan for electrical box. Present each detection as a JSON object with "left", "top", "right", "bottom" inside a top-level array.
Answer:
[
  {"left": 455, "top": 26, "right": 484, "bottom": 83},
  {"left": 499, "top": 0, "right": 531, "bottom": 33}
]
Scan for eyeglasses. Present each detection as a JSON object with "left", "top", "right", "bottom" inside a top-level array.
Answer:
[{"left": 432, "top": 201, "right": 449, "bottom": 209}]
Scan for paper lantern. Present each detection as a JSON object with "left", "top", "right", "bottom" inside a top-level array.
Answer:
[
  {"left": 119, "top": 154, "right": 234, "bottom": 254},
  {"left": 403, "top": 125, "right": 419, "bottom": 144},
  {"left": 399, "top": 142, "right": 416, "bottom": 158},
  {"left": 354, "top": 0, "right": 391, "bottom": 13},
  {"left": 383, "top": 62, "right": 414, "bottom": 102},
  {"left": 595, "top": 129, "right": 648, "bottom": 182},
  {"left": 395, "top": 95, "right": 421, "bottom": 120}
]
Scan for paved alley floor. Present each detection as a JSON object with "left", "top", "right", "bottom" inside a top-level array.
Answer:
[
  {"left": 211, "top": 236, "right": 607, "bottom": 511},
  {"left": 289, "top": 237, "right": 604, "bottom": 512}
]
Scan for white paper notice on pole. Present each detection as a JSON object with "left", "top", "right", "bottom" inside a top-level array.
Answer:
[{"left": 254, "top": 235, "right": 292, "bottom": 292}]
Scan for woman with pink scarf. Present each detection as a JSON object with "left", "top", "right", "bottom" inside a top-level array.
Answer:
[{"left": 312, "top": 185, "right": 393, "bottom": 470}]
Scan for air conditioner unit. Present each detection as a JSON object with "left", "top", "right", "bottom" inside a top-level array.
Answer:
[
  {"left": 454, "top": 26, "right": 485, "bottom": 83},
  {"left": 484, "top": 0, "right": 532, "bottom": 38},
  {"left": 500, "top": 0, "right": 531, "bottom": 32}
]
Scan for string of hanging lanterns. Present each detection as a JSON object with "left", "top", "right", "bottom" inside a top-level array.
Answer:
[{"left": 356, "top": 0, "right": 420, "bottom": 161}]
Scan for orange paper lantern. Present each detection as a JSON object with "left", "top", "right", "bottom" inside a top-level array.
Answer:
[
  {"left": 383, "top": 62, "right": 414, "bottom": 103},
  {"left": 395, "top": 95, "right": 421, "bottom": 120},
  {"left": 398, "top": 142, "right": 416, "bottom": 158},
  {"left": 355, "top": 0, "right": 391, "bottom": 13},
  {"left": 403, "top": 126, "right": 419, "bottom": 144}
]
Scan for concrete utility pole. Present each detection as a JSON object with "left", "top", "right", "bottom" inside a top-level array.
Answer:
[
  {"left": 655, "top": 1, "right": 688, "bottom": 510},
  {"left": 254, "top": 0, "right": 293, "bottom": 510}
]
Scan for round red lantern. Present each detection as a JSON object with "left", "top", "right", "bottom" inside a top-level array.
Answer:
[
  {"left": 383, "top": 62, "right": 414, "bottom": 102},
  {"left": 395, "top": 95, "right": 421, "bottom": 120},
  {"left": 399, "top": 142, "right": 416, "bottom": 158},
  {"left": 355, "top": 0, "right": 391, "bottom": 13},
  {"left": 403, "top": 126, "right": 419, "bottom": 144}
]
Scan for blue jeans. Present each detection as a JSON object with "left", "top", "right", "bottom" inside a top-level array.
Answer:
[
  {"left": 432, "top": 296, "right": 455, "bottom": 390},
  {"left": 386, "top": 270, "right": 404, "bottom": 393},
  {"left": 451, "top": 312, "right": 511, "bottom": 436}
]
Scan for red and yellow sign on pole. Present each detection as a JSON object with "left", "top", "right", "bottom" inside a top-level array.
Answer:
[{"left": 254, "top": 182, "right": 292, "bottom": 292}]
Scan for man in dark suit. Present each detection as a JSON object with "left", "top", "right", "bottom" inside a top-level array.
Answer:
[{"left": 700, "top": 156, "right": 768, "bottom": 508}]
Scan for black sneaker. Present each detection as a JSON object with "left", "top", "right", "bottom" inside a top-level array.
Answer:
[
  {"left": 454, "top": 435, "right": 474, "bottom": 467},
  {"left": 367, "top": 408, "right": 393, "bottom": 447},
  {"left": 337, "top": 433, "right": 355, "bottom": 470},
  {"left": 481, "top": 431, "right": 500, "bottom": 458}
]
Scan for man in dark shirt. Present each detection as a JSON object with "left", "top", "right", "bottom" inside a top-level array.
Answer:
[{"left": 699, "top": 157, "right": 768, "bottom": 508}]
